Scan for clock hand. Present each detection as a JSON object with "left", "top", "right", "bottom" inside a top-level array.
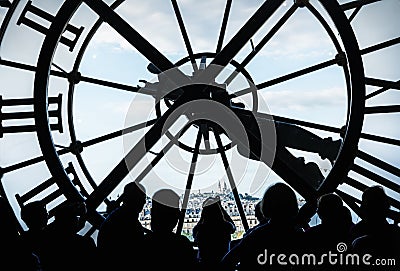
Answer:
[
  {"left": 230, "top": 114, "right": 320, "bottom": 229},
  {"left": 231, "top": 107, "right": 340, "bottom": 195},
  {"left": 216, "top": 0, "right": 233, "bottom": 54},
  {"left": 83, "top": 0, "right": 190, "bottom": 86},
  {"left": 171, "top": 0, "right": 198, "bottom": 72},
  {"left": 230, "top": 57, "right": 341, "bottom": 98},
  {"left": 235, "top": 108, "right": 343, "bottom": 164},
  {"left": 85, "top": 91, "right": 194, "bottom": 211}
]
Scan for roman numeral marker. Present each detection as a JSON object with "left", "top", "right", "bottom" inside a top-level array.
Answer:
[
  {"left": 17, "top": 0, "right": 84, "bottom": 51},
  {"left": 0, "top": 94, "right": 63, "bottom": 138}
]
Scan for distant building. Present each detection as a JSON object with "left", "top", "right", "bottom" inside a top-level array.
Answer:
[
  {"left": 138, "top": 189, "right": 261, "bottom": 240},
  {"left": 108, "top": 189, "right": 305, "bottom": 241}
]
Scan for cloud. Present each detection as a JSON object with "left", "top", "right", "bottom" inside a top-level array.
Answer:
[
  {"left": 260, "top": 86, "right": 346, "bottom": 111},
  {"left": 91, "top": 24, "right": 133, "bottom": 51},
  {"left": 90, "top": 1, "right": 191, "bottom": 55},
  {"left": 87, "top": 0, "right": 343, "bottom": 63}
]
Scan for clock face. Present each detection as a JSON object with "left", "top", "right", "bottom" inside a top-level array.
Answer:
[{"left": 1, "top": 0, "right": 399, "bottom": 237}]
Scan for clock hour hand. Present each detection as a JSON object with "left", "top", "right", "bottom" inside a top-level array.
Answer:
[
  {"left": 232, "top": 108, "right": 342, "bottom": 190},
  {"left": 274, "top": 122, "right": 342, "bottom": 165},
  {"left": 83, "top": 0, "right": 190, "bottom": 85}
]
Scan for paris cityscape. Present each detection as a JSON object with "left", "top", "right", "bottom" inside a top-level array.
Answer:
[{"left": 135, "top": 180, "right": 308, "bottom": 241}]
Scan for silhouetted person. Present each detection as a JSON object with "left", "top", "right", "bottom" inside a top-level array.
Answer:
[
  {"left": 20, "top": 200, "right": 50, "bottom": 262},
  {"left": 254, "top": 201, "right": 268, "bottom": 224},
  {"left": 350, "top": 185, "right": 391, "bottom": 241},
  {"left": 303, "top": 193, "right": 354, "bottom": 270},
  {"left": 243, "top": 201, "right": 268, "bottom": 238},
  {"left": 350, "top": 186, "right": 400, "bottom": 261},
  {"left": 39, "top": 200, "right": 97, "bottom": 271},
  {"left": 305, "top": 193, "right": 353, "bottom": 250},
  {"left": 221, "top": 182, "right": 304, "bottom": 271},
  {"left": 193, "top": 196, "right": 236, "bottom": 270},
  {"left": 143, "top": 188, "right": 197, "bottom": 271},
  {"left": 0, "top": 196, "right": 42, "bottom": 270},
  {"left": 97, "top": 182, "right": 147, "bottom": 270}
]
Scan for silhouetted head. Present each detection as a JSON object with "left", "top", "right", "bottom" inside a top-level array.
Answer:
[
  {"left": 21, "top": 200, "right": 48, "bottom": 231},
  {"left": 254, "top": 201, "right": 267, "bottom": 223},
  {"left": 340, "top": 205, "right": 354, "bottom": 227},
  {"left": 261, "top": 182, "right": 298, "bottom": 223},
  {"left": 200, "top": 196, "right": 225, "bottom": 223},
  {"left": 150, "top": 189, "right": 181, "bottom": 233},
  {"left": 361, "top": 185, "right": 389, "bottom": 221},
  {"left": 121, "top": 182, "right": 146, "bottom": 213},
  {"left": 317, "top": 193, "right": 343, "bottom": 223},
  {"left": 53, "top": 200, "right": 87, "bottom": 233}
]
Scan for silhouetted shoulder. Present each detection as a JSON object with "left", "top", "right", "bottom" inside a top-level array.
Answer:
[{"left": 143, "top": 231, "right": 197, "bottom": 271}]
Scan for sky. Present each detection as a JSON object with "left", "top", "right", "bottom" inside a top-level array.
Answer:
[{"left": 1, "top": 0, "right": 400, "bottom": 229}]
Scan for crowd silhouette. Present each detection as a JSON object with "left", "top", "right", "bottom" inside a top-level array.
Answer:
[
  {"left": 0, "top": 181, "right": 399, "bottom": 270},
  {"left": 0, "top": 196, "right": 42, "bottom": 270}
]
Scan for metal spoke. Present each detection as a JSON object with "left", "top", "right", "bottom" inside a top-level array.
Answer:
[
  {"left": 360, "top": 36, "right": 400, "bottom": 55},
  {"left": 340, "top": 0, "right": 382, "bottom": 11},
  {"left": 365, "top": 105, "right": 400, "bottom": 114},
  {"left": 352, "top": 164, "right": 400, "bottom": 194},
  {"left": 177, "top": 129, "right": 202, "bottom": 234},
  {"left": 233, "top": 107, "right": 343, "bottom": 134},
  {"left": 348, "top": 6, "right": 361, "bottom": 22},
  {"left": 1, "top": 148, "right": 69, "bottom": 174},
  {"left": 0, "top": 58, "right": 51, "bottom": 73},
  {"left": 365, "top": 77, "right": 400, "bottom": 90},
  {"left": 0, "top": 119, "right": 157, "bottom": 174},
  {"left": 225, "top": 3, "right": 298, "bottom": 85},
  {"left": 360, "top": 132, "right": 400, "bottom": 147},
  {"left": 0, "top": 58, "right": 156, "bottom": 95},
  {"left": 306, "top": 2, "right": 343, "bottom": 51},
  {"left": 345, "top": 176, "right": 400, "bottom": 210},
  {"left": 201, "top": 0, "right": 284, "bottom": 82},
  {"left": 201, "top": 123, "right": 211, "bottom": 151},
  {"left": 357, "top": 150, "right": 400, "bottom": 179},
  {"left": 216, "top": 0, "right": 232, "bottom": 53},
  {"left": 345, "top": 175, "right": 400, "bottom": 223},
  {"left": 82, "top": 119, "right": 157, "bottom": 148},
  {"left": 231, "top": 58, "right": 339, "bottom": 98},
  {"left": 366, "top": 79, "right": 400, "bottom": 100},
  {"left": 214, "top": 129, "right": 249, "bottom": 231},
  {"left": 79, "top": 75, "right": 147, "bottom": 94},
  {"left": 251, "top": 109, "right": 400, "bottom": 147},
  {"left": 171, "top": 0, "right": 198, "bottom": 72}
]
